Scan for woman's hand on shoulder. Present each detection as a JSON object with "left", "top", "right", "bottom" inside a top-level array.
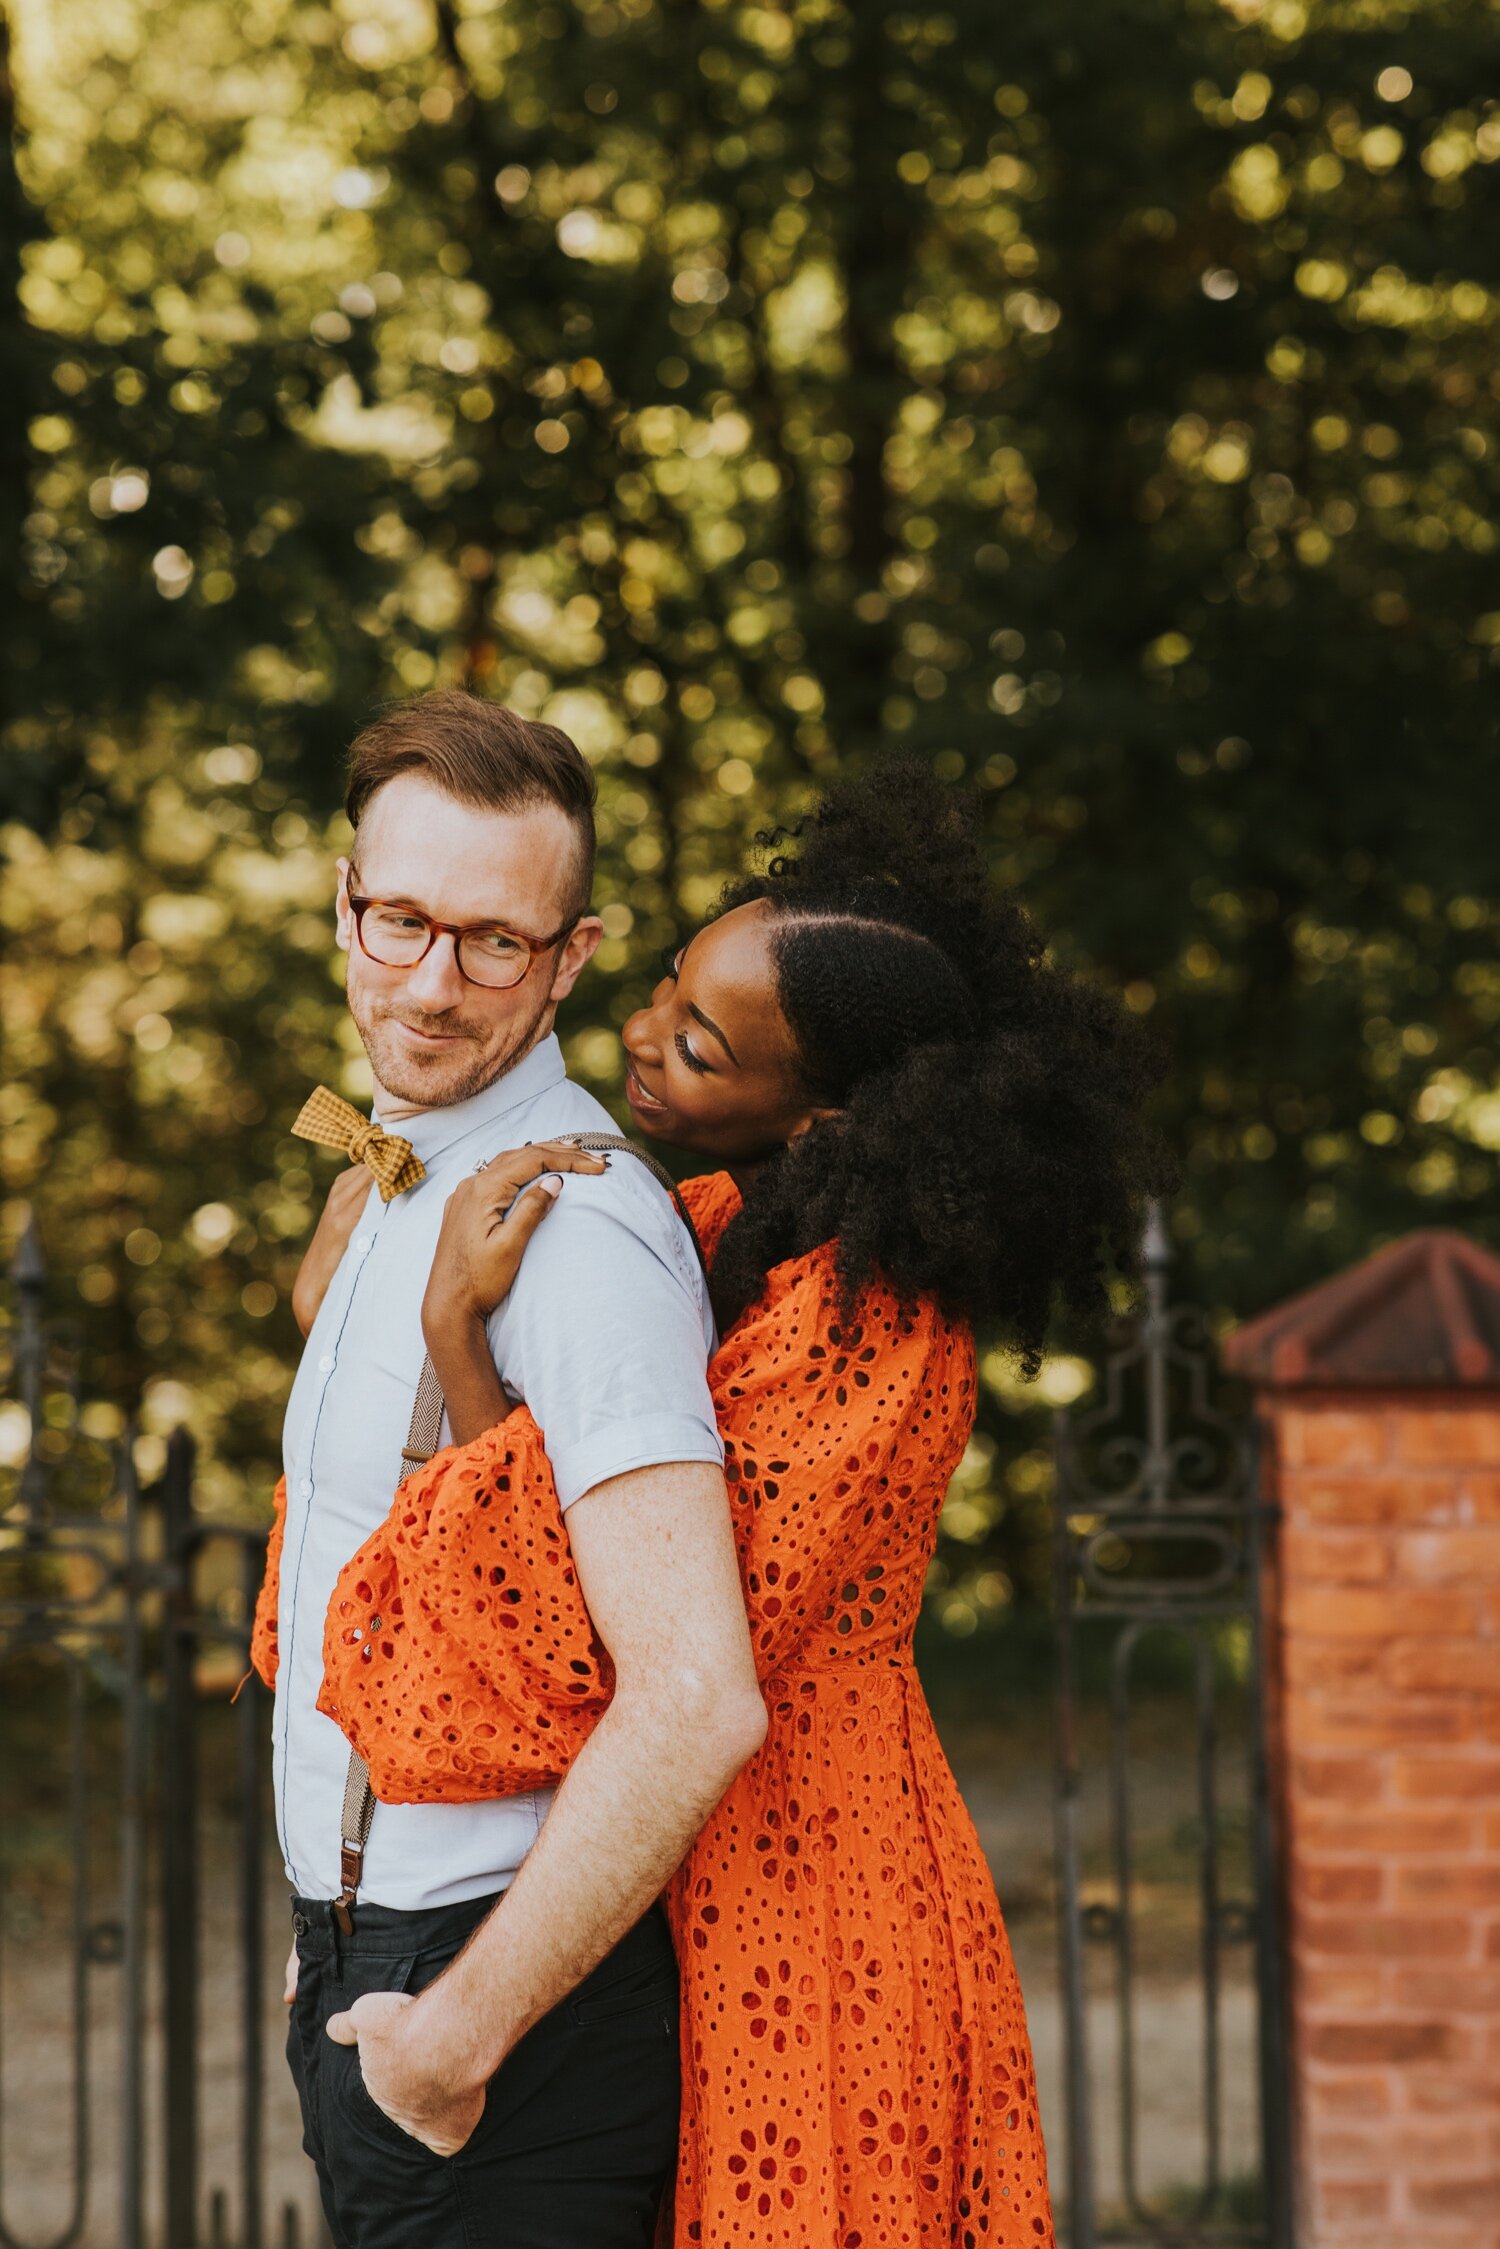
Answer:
[
  {"left": 291, "top": 1166, "right": 372, "bottom": 1338},
  {"left": 420, "top": 1141, "right": 608, "bottom": 1348}
]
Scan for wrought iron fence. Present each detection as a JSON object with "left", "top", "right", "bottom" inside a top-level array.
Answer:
[
  {"left": 1, "top": 1205, "right": 1293, "bottom": 2248},
  {"left": 1051, "top": 1206, "right": 1293, "bottom": 2249},
  {"left": 0, "top": 1223, "right": 326, "bottom": 2249}
]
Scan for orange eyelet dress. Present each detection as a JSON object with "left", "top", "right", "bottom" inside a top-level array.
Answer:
[{"left": 254, "top": 1172, "right": 1054, "bottom": 2247}]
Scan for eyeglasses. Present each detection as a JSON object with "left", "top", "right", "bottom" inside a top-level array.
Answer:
[{"left": 346, "top": 868, "right": 579, "bottom": 992}]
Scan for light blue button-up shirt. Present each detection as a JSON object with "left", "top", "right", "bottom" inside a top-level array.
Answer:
[{"left": 273, "top": 1033, "right": 721, "bottom": 1908}]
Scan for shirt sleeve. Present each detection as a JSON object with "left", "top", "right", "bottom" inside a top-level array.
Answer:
[{"left": 482, "top": 1170, "right": 723, "bottom": 1511}]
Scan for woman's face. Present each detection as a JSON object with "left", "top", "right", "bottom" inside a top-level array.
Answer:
[{"left": 621, "top": 900, "right": 823, "bottom": 1165}]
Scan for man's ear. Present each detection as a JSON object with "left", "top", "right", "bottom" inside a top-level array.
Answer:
[
  {"left": 334, "top": 856, "right": 354, "bottom": 954},
  {"left": 548, "top": 915, "right": 605, "bottom": 1004}
]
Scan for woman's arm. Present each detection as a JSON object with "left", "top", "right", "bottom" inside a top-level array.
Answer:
[
  {"left": 421, "top": 1312, "right": 510, "bottom": 1446},
  {"left": 291, "top": 1167, "right": 373, "bottom": 1337}
]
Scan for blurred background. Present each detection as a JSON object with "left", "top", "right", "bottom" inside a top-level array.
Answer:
[{"left": 1, "top": 0, "right": 1497, "bottom": 2240}]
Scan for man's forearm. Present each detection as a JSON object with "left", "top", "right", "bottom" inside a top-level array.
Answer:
[
  {"left": 326, "top": 1460, "right": 761, "bottom": 2149},
  {"left": 414, "top": 1674, "right": 755, "bottom": 2084}
]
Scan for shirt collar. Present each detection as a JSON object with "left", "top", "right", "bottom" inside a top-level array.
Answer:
[{"left": 374, "top": 1032, "right": 569, "bottom": 1169}]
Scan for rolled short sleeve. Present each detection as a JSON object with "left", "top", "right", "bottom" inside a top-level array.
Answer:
[{"left": 484, "top": 1170, "right": 723, "bottom": 1511}]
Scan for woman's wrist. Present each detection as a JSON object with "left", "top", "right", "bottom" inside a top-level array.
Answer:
[
  {"left": 422, "top": 1304, "right": 510, "bottom": 1446},
  {"left": 422, "top": 1298, "right": 489, "bottom": 1357}
]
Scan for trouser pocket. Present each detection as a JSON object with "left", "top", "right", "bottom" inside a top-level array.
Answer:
[
  {"left": 569, "top": 1908, "right": 678, "bottom": 2028},
  {"left": 319, "top": 1950, "right": 429, "bottom": 2160}
]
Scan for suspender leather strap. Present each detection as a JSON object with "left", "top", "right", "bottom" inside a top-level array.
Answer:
[{"left": 330, "top": 1132, "right": 705, "bottom": 1932}]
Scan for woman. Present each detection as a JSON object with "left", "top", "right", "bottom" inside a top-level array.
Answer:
[{"left": 268, "top": 763, "right": 1161, "bottom": 2246}]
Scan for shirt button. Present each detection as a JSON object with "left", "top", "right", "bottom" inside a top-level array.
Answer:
[
  {"left": 299, "top": 1478, "right": 313, "bottom": 1497},
  {"left": 318, "top": 1355, "right": 335, "bottom": 1373},
  {"left": 355, "top": 1235, "right": 372, "bottom": 1255}
]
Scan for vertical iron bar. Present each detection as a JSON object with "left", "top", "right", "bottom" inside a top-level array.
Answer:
[
  {"left": 0, "top": 1679, "right": 6, "bottom": 2227},
  {"left": 1110, "top": 1625, "right": 1141, "bottom": 2226},
  {"left": 1140, "top": 1203, "right": 1171, "bottom": 1507},
  {"left": 161, "top": 1426, "right": 200, "bottom": 2249},
  {"left": 120, "top": 1435, "right": 147, "bottom": 2249},
  {"left": 1195, "top": 1629, "right": 1222, "bottom": 2218},
  {"left": 1051, "top": 1409, "right": 1096, "bottom": 2249},
  {"left": 10, "top": 1218, "right": 49, "bottom": 1535},
  {"left": 239, "top": 1542, "right": 266, "bottom": 2249},
  {"left": 3, "top": 1218, "right": 92, "bottom": 2249},
  {"left": 1247, "top": 1424, "right": 1296, "bottom": 2249},
  {"left": 65, "top": 1653, "right": 91, "bottom": 2247}
]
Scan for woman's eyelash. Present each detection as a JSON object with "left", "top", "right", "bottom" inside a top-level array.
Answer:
[
  {"left": 660, "top": 944, "right": 681, "bottom": 980},
  {"left": 674, "top": 1031, "right": 711, "bottom": 1076}
]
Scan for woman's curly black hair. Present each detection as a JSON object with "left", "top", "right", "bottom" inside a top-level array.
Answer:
[{"left": 705, "top": 761, "right": 1170, "bottom": 1371}]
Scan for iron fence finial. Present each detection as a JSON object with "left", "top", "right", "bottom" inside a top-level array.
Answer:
[
  {"left": 10, "top": 1210, "right": 47, "bottom": 1294},
  {"left": 1141, "top": 1197, "right": 1171, "bottom": 1274}
]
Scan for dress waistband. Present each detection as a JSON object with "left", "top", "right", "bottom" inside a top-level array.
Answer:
[{"left": 764, "top": 1646, "right": 918, "bottom": 1688}]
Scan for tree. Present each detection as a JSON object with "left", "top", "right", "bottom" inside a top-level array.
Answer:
[{"left": 4, "top": 0, "right": 1498, "bottom": 1616}]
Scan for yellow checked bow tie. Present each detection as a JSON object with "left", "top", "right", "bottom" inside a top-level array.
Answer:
[{"left": 291, "top": 1086, "right": 426, "bottom": 1202}]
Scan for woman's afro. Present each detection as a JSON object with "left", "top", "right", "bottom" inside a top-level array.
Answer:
[{"left": 706, "top": 760, "right": 1170, "bottom": 1371}]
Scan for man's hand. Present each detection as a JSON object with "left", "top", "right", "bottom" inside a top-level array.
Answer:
[
  {"left": 325, "top": 1988, "right": 487, "bottom": 2158},
  {"left": 421, "top": 1141, "right": 606, "bottom": 1340},
  {"left": 292, "top": 1167, "right": 371, "bottom": 1338},
  {"left": 284, "top": 1940, "right": 298, "bottom": 2006}
]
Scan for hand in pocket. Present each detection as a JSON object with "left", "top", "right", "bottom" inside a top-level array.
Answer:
[{"left": 326, "top": 1988, "right": 485, "bottom": 2158}]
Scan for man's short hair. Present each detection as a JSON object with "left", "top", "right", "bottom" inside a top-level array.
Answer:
[{"left": 345, "top": 690, "right": 598, "bottom": 920}]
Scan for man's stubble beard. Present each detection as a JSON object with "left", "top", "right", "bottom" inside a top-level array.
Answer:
[{"left": 349, "top": 980, "right": 556, "bottom": 1111}]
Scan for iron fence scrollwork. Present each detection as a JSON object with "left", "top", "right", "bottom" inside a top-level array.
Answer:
[
  {"left": 0, "top": 1224, "right": 325, "bottom": 2249},
  {"left": 1052, "top": 1205, "right": 1293, "bottom": 2249}
]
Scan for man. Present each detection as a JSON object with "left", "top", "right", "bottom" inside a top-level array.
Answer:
[{"left": 274, "top": 691, "right": 765, "bottom": 2249}]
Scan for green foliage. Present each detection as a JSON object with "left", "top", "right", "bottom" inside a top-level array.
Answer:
[{"left": 3, "top": 0, "right": 1497, "bottom": 1598}]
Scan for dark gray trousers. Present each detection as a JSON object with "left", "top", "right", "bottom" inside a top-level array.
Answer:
[{"left": 286, "top": 1891, "right": 679, "bottom": 2249}]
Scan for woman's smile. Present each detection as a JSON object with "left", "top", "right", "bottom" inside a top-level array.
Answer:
[{"left": 624, "top": 1059, "right": 669, "bottom": 1117}]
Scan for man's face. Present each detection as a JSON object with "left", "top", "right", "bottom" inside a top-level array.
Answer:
[{"left": 334, "top": 775, "right": 602, "bottom": 1114}]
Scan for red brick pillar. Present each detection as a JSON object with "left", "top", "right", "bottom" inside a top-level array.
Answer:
[{"left": 1226, "top": 1232, "right": 1500, "bottom": 2248}]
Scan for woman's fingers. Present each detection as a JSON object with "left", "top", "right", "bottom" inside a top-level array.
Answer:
[
  {"left": 529, "top": 1139, "right": 610, "bottom": 1164},
  {"left": 460, "top": 1179, "right": 561, "bottom": 1306},
  {"left": 480, "top": 1141, "right": 609, "bottom": 1187},
  {"left": 499, "top": 1177, "right": 564, "bottom": 1246},
  {"left": 463, "top": 1144, "right": 608, "bottom": 1222},
  {"left": 479, "top": 1173, "right": 566, "bottom": 1241}
]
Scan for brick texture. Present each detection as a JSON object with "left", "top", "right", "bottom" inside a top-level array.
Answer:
[{"left": 1266, "top": 1393, "right": 1500, "bottom": 2249}]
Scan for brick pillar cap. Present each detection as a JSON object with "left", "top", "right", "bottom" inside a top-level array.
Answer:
[{"left": 1223, "top": 1228, "right": 1500, "bottom": 1387}]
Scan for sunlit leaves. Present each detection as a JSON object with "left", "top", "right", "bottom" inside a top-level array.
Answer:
[{"left": 5, "top": 0, "right": 1500, "bottom": 1603}]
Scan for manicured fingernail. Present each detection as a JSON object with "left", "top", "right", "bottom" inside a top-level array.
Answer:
[{"left": 541, "top": 1174, "right": 563, "bottom": 1196}]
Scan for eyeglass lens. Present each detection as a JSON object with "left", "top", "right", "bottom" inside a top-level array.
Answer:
[{"left": 359, "top": 905, "right": 531, "bottom": 989}]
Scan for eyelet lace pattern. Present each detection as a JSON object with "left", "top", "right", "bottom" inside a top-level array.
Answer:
[{"left": 255, "top": 1171, "right": 1053, "bottom": 2244}]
